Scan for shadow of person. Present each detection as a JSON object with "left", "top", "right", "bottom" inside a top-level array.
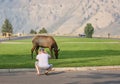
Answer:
[{"left": 46, "top": 71, "right": 65, "bottom": 76}]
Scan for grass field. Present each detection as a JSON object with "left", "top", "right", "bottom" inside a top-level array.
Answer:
[{"left": 0, "top": 36, "right": 120, "bottom": 68}]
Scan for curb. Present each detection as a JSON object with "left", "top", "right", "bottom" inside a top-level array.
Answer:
[
  {"left": 0, "top": 66, "right": 120, "bottom": 73},
  {"left": 54, "top": 66, "right": 120, "bottom": 71},
  {"left": 0, "top": 68, "right": 35, "bottom": 73}
]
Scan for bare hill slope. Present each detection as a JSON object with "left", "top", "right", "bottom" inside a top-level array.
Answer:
[{"left": 0, "top": 0, "right": 120, "bottom": 36}]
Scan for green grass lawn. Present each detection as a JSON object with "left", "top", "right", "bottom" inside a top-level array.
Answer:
[{"left": 0, "top": 36, "right": 120, "bottom": 68}]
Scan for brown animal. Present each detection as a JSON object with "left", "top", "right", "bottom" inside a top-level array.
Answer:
[{"left": 31, "top": 35, "right": 59, "bottom": 59}]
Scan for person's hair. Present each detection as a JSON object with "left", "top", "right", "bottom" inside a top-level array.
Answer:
[{"left": 39, "top": 48, "right": 44, "bottom": 51}]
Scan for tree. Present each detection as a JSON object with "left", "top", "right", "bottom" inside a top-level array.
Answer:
[
  {"left": 84, "top": 23, "right": 94, "bottom": 38},
  {"left": 1, "top": 19, "right": 13, "bottom": 34},
  {"left": 30, "top": 29, "right": 37, "bottom": 34},
  {"left": 39, "top": 27, "right": 47, "bottom": 34}
]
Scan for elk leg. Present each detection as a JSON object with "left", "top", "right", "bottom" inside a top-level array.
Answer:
[
  {"left": 31, "top": 46, "right": 36, "bottom": 59},
  {"left": 35, "top": 46, "right": 39, "bottom": 55},
  {"left": 49, "top": 48, "right": 54, "bottom": 58}
]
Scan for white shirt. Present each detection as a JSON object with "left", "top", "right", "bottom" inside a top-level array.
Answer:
[{"left": 36, "top": 53, "right": 51, "bottom": 68}]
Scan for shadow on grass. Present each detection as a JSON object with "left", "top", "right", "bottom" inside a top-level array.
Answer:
[
  {"left": 0, "top": 50, "right": 120, "bottom": 68},
  {"left": 0, "top": 54, "right": 35, "bottom": 68},
  {"left": 59, "top": 50, "right": 120, "bottom": 59}
]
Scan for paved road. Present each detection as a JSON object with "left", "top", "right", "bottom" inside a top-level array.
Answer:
[
  {"left": 0, "top": 36, "right": 33, "bottom": 42},
  {"left": 0, "top": 70, "right": 120, "bottom": 84}
]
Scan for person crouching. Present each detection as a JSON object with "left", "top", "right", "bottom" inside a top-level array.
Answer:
[{"left": 35, "top": 48, "right": 53, "bottom": 76}]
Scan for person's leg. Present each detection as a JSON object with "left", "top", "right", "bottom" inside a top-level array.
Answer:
[
  {"left": 45, "top": 64, "right": 53, "bottom": 75},
  {"left": 35, "top": 62, "right": 40, "bottom": 75},
  {"left": 47, "top": 64, "right": 53, "bottom": 71}
]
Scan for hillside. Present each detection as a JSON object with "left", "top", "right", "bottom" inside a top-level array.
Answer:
[{"left": 0, "top": 0, "right": 120, "bottom": 36}]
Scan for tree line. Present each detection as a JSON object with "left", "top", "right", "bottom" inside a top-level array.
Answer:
[
  {"left": 1, "top": 19, "right": 48, "bottom": 37},
  {"left": 30, "top": 27, "right": 47, "bottom": 34},
  {"left": 1, "top": 18, "right": 94, "bottom": 38}
]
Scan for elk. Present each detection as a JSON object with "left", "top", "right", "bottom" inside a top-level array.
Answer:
[{"left": 31, "top": 35, "right": 59, "bottom": 59}]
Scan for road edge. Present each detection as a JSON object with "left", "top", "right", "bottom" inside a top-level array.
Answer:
[{"left": 0, "top": 66, "right": 120, "bottom": 73}]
